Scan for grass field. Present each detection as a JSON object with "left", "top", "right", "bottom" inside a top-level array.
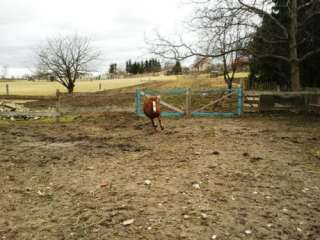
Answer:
[
  {"left": 0, "top": 76, "right": 177, "bottom": 96},
  {"left": 153, "top": 72, "right": 248, "bottom": 89},
  {"left": 0, "top": 73, "right": 248, "bottom": 96}
]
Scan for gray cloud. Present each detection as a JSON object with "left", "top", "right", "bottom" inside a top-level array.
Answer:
[{"left": 0, "top": 0, "right": 192, "bottom": 75}]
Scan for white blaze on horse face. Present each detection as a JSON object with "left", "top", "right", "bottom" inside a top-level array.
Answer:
[{"left": 152, "top": 100, "right": 157, "bottom": 113}]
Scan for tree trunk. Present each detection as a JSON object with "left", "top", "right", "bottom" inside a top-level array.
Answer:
[
  {"left": 67, "top": 82, "right": 74, "bottom": 93},
  {"left": 290, "top": 60, "right": 300, "bottom": 91},
  {"left": 226, "top": 78, "right": 232, "bottom": 90},
  {"left": 222, "top": 54, "right": 233, "bottom": 90},
  {"left": 289, "top": 0, "right": 301, "bottom": 91}
]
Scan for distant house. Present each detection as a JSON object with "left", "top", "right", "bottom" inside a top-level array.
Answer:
[
  {"left": 233, "top": 56, "right": 250, "bottom": 66},
  {"left": 192, "top": 57, "right": 213, "bottom": 73},
  {"left": 79, "top": 72, "right": 94, "bottom": 80},
  {"left": 233, "top": 56, "right": 250, "bottom": 71}
]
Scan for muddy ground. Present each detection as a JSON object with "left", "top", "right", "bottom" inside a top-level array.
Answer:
[{"left": 0, "top": 113, "right": 320, "bottom": 240}]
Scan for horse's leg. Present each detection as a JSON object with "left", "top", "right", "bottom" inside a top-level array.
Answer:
[
  {"left": 151, "top": 118, "right": 158, "bottom": 129},
  {"left": 158, "top": 117, "right": 164, "bottom": 130}
]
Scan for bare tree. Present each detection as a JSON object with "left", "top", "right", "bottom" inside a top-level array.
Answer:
[
  {"left": 148, "top": 1, "right": 249, "bottom": 89},
  {"left": 218, "top": 22, "right": 244, "bottom": 89},
  {"left": 149, "top": 0, "right": 320, "bottom": 91},
  {"left": 37, "top": 35, "right": 99, "bottom": 93}
]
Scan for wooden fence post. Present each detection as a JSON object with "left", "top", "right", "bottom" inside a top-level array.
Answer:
[
  {"left": 6, "top": 84, "right": 9, "bottom": 95},
  {"left": 56, "top": 89, "right": 60, "bottom": 123},
  {"left": 99, "top": 83, "right": 102, "bottom": 91}
]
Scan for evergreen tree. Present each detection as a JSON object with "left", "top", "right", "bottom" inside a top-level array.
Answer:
[
  {"left": 299, "top": 2, "right": 320, "bottom": 88},
  {"left": 124, "top": 58, "right": 162, "bottom": 75},
  {"left": 126, "top": 60, "right": 132, "bottom": 74},
  {"left": 139, "top": 61, "right": 144, "bottom": 74},
  {"left": 250, "top": 0, "right": 320, "bottom": 89},
  {"left": 144, "top": 60, "right": 149, "bottom": 73},
  {"left": 131, "top": 62, "right": 139, "bottom": 74},
  {"left": 156, "top": 59, "right": 162, "bottom": 72},
  {"left": 171, "top": 60, "right": 182, "bottom": 75},
  {"left": 109, "top": 63, "right": 117, "bottom": 74}
]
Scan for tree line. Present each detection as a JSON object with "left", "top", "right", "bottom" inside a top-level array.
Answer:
[{"left": 125, "top": 59, "right": 161, "bottom": 75}]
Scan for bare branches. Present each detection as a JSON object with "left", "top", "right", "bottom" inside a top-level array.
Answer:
[
  {"left": 149, "top": 0, "right": 320, "bottom": 90},
  {"left": 300, "top": 48, "right": 320, "bottom": 62},
  {"left": 149, "top": 0, "right": 265, "bottom": 62},
  {"left": 36, "top": 35, "right": 99, "bottom": 93},
  {"left": 237, "top": 0, "right": 289, "bottom": 38}
]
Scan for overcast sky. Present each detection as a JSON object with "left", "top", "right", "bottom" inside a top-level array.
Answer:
[{"left": 0, "top": 0, "right": 192, "bottom": 76}]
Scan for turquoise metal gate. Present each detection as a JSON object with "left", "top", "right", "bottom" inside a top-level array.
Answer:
[{"left": 135, "top": 87, "right": 243, "bottom": 117}]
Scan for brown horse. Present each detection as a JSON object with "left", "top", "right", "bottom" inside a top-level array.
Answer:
[{"left": 143, "top": 96, "right": 164, "bottom": 130}]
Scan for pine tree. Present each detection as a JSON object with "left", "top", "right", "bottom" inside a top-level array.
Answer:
[
  {"left": 138, "top": 61, "right": 144, "bottom": 74},
  {"left": 156, "top": 59, "right": 162, "bottom": 72},
  {"left": 124, "top": 58, "right": 162, "bottom": 75},
  {"left": 132, "top": 62, "right": 138, "bottom": 74},
  {"left": 126, "top": 60, "right": 132, "bottom": 74},
  {"left": 299, "top": 2, "right": 320, "bottom": 87},
  {"left": 172, "top": 60, "right": 182, "bottom": 75},
  {"left": 109, "top": 63, "right": 117, "bottom": 74},
  {"left": 249, "top": 0, "right": 320, "bottom": 88}
]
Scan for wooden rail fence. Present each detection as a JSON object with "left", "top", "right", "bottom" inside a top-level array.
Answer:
[
  {"left": 0, "top": 90, "right": 61, "bottom": 121},
  {"left": 244, "top": 91, "right": 320, "bottom": 113}
]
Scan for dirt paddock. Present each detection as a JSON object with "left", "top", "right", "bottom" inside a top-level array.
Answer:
[{"left": 0, "top": 113, "right": 320, "bottom": 240}]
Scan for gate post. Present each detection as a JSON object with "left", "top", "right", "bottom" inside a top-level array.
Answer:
[
  {"left": 185, "top": 88, "right": 191, "bottom": 118},
  {"left": 135, "top": 89, "right": 142, "bottom": 116},
  {"left": 237, "top": 86, "right": 244, "bottom": 115}
]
